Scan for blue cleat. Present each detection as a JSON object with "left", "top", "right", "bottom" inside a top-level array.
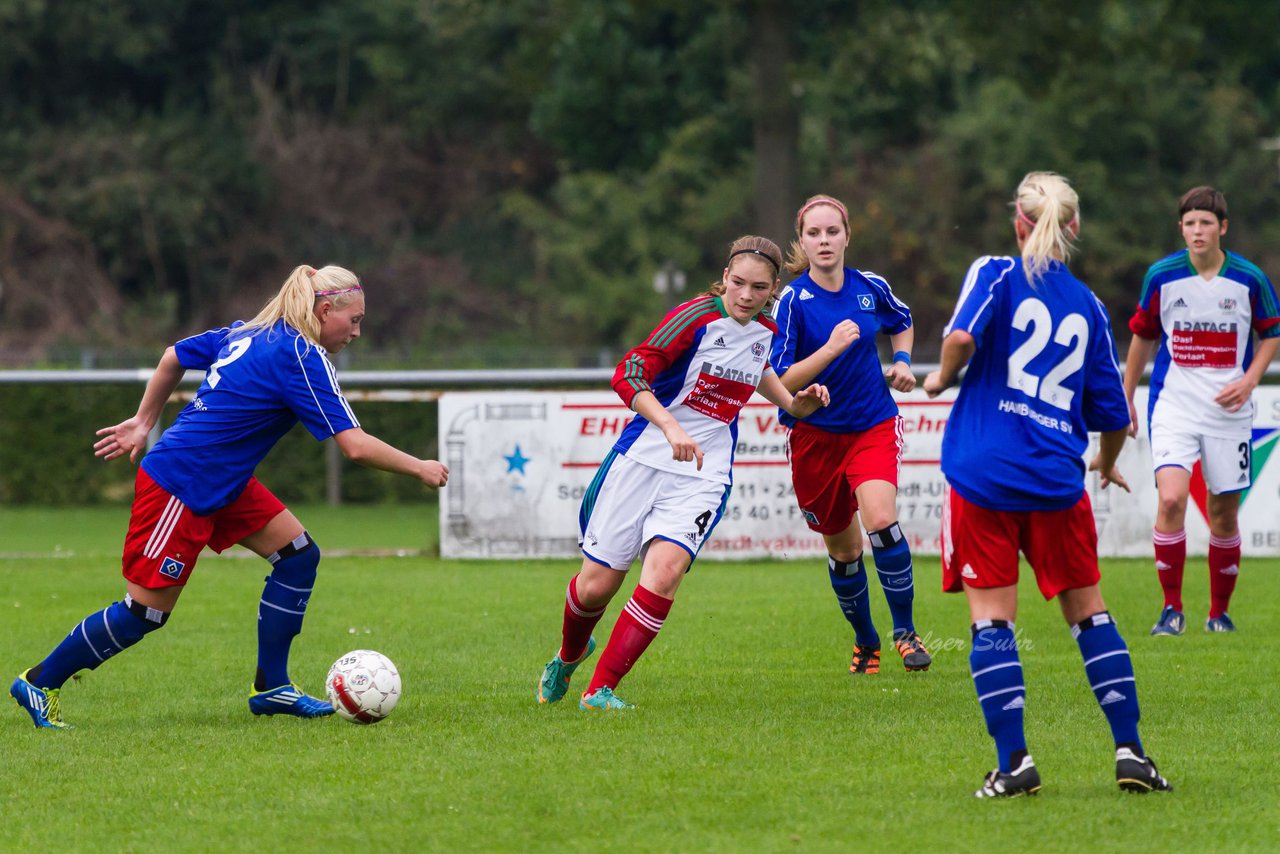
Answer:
[
  {"left": 1204, "top": 613, "right": 1236, "bottom": 633},
  {"left": 248, "top": 684, "right": 334, "bottom": 718},
  {"left": 538, "top": 637, "right": 597, "bottom": 704},
  {"left": 1150, "top": 606, "right": 1185, "bottom": 637},
  {"left": 579, "top": 686, "right": 634, "bottom": 711},
  {"left": 11, "top": 670, "right": 69, "bottom": 729}
]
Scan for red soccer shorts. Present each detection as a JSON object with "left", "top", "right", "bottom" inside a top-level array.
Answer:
[
  {"left": 786, "top": 415, "right": 903, "bottom": 535},
  {"left": 941, "top": 485, "right": 1101, "bottom": 600},
  {"left": 121, "top": 468, "right": 286, "bottom": 588}
]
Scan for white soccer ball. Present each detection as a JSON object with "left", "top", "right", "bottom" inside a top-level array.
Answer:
[{"left": 325, "top": 649, "right": 401, "bottom": 724}]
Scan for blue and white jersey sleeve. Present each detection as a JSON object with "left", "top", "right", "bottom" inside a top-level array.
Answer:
[
  {"left": 768, "top": 285, "right": 802, "bottom": 377},
  {"left": 174, "top": 324, "right": 239, "bottom": 371},
  {"left": 863, "top": 271, "right": 913, "bottom": 335},
  {"left": 944, "top": 256, "right": 1017, "bottom": 342},
  {"left": 1081, "top": 297, "right": 1131, "bottom": 434},
  {"left": 282, "top": 334, "right": 360, "bottom": 441}
]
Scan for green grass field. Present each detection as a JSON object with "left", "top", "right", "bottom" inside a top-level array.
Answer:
[{"left": 2, "top": 506, "right": 1277, "bottom": 852}]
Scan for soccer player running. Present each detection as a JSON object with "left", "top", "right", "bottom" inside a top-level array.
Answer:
[
  {"left": 924, "top": 172, "right": 1172, "bottom": 797},
  {"left": 537, "top": 236, "right": 830, "bottom": 710},
  {"left": 10, "top": 265, "right": 448, "bottom": 728},
  {"left": 769, "top": 194, "right": 930, "bottom": 676},
  {"left": 1124, "top": 186, "right": 1280, "bottom": 636}
]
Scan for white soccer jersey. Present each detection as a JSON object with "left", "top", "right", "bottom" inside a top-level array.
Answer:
[
  {"left": 1130, "top": 250, "right": 1280, "bottom": 437},
  {"left": 611, "top": 295, "right": 776, "bottom": 484}
]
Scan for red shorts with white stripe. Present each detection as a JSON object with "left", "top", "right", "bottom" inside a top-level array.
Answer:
[
  {"left": 122, "top": 468, "right": 286, "bottom": 588},
  {"left": 786, "top": 416, "right": 903, "bottom": 535},
  {"left": 940, "top": 486, "right": 1101, "bottom": 600}
]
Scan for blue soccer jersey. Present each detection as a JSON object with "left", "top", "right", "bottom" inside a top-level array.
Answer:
[
  {"left": 141, "top": 320, "right": 360, "bottom": 515},
  {"left": 770, "top": 267, "right": 912, "bottom": 432},
  {"left": 940, "top": 256, "right": 1130, "bottom": 511}
]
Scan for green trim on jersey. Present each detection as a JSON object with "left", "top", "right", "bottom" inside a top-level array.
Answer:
[
  {"left": 1224, "top": 252, "right": 1280, "bottom": 319},
  {"left": 1138, "top": 251, "right": 1192, "bottom": 307},
  {"left": 581, "top": 449, "right": 618, "bottom": 523},
  {"left": 650, "top": 296, "right": 723, "bottom": 349},
  {"left": 619, "top": 354, "right": 648, "bottom": 394}
]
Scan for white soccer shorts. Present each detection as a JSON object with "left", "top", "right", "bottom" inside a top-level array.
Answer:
[
  {"left": 1150, "top": 421, "right": 1252, "bottom": 494},
  {"left": 579, "top": 452, "right": 730, "bottom": 570}
]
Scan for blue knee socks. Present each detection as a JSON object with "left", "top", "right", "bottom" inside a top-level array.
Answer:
[
  {"left": 868, "top": 522, "right": 915, "bottom": 637},
  {"left": 970, "top": 620, "right": 1027, "bottom": 773},
  {"left": 828, "top": 555, "right": 879, "bottom": 647},
  {"left": 256, "top": 533, "right": 320, "bottom": 691},
  {"left": 28, "top": 597, "right": 168, "bottom": 689},
  {"left": 1074, "top": 612, "right": 1143, "bottom": 753}
]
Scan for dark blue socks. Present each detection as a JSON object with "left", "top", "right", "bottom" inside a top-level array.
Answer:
[
  {"left": 970, "top": 620, "right": 1027, "bottom": 773},
  {"left": 28, "top": 597, "right": 168, "bottom": 690},
  {"left": 1074, "top": 612, "right": 1143, "bottom": 753},
  {"left": 868, "top": 522, "right": 915, "bottom": 636},
  {"left": 256, "top": 532, "right": 320, "bottom": 691},
  {"left": 828, "top": 555, "right": 879, "bottom": 647}
]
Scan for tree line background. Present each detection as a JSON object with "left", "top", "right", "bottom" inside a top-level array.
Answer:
[{"left": 2, "top": 0, "right": 1278, "bottom": 369}]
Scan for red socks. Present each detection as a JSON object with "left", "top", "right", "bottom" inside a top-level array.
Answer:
[
  {"left": 559, "top": 574, "right": 606, "bottom": 664},
  {"left": 1154, "top": 527, "right": 1242, "bottom": 618},
  {"left": 587, "top": 585, "right": 673, "bottom": 695},
  {"left": 1152, "top": 528, "right": 1186, "bottom": 611},
  {"left": 1208, "top": 533, "right": 1241, "bottom": 619}
]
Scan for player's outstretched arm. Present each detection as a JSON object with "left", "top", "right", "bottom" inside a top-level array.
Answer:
[
  {"left": 923, "top": 330, "right": 975, "bottom": 397},
  {"left": 94, "top": 346, "right": 186, "bottom": 463},
  {"left": 332, "top": 427, "right": 448, "bottom": 487},
  {"left": 758, "top": 372, "right": 829, "bottom": 419},
  {"left": 1089, "top": 428, "right": 1131, "bottom": 492}
]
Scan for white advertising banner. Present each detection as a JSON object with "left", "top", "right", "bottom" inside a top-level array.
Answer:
[{"left": 439, "top": 388, "right": 1280, "bottom": 560}]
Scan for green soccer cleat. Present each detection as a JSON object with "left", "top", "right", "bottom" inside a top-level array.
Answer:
[
  {"left": 11, "top": 670, "right": 69, "bottom": 730},
  {"left": 579, "top": 686, "right": 634, "bottom": 711},
  {"left": 537, "top": 637, "right": 597, "bottom": 704}
]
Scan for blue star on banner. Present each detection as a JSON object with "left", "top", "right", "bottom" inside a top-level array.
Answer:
[{"left": 504, "top": 444, "right": 531, "bottom": 475}]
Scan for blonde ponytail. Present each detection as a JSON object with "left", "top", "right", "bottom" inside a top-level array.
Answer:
[
  {"left": 241, "top": 265, "right": 363, "bottom": 346},
  {"left": 1015, "top": 172, "right": 1079, "bottom": 283}
]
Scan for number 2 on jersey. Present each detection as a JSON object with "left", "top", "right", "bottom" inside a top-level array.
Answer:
[
  {"left": 206, "top": 338, "right": 252, "bottom": 389},
  {"left": 1007, "top": 298, "right": 1087, "bottom": 411}
]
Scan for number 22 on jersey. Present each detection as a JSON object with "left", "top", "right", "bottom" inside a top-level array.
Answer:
[{"left": 1006, "top": 297, "right": 1087, "bottom": 411}]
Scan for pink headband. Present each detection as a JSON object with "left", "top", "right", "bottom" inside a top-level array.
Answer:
[
  {"left": 314, "top": 284, "right": 363, "bottom": 297},
  {"left": 796, "top": 198, "right": 849, "bottom": 231},
  {"left": 1016, "top": 201, "right": 1079, "bottom": 231}
]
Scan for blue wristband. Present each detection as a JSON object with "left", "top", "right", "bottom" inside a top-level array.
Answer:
[{"left": 893, "top": 350, "right": 911, "bottom": 366}]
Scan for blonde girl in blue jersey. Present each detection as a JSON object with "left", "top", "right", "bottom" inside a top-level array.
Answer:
[
  {"left": 770, "top": 194, "right": 930, "bottom": 676},
  {"left": 925, "top": 171, "right": 1171, "bottom": 797},
  {"left": 11, "top": 265, "right": 448, "bottom": 728}
]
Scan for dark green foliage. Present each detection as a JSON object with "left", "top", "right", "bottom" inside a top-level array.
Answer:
[
  {"left": 0, "top": 384, "right": 437, "bottom": 505},
  {"left": 1, "top": 0, "right": 1278, "bottom": 366}
]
